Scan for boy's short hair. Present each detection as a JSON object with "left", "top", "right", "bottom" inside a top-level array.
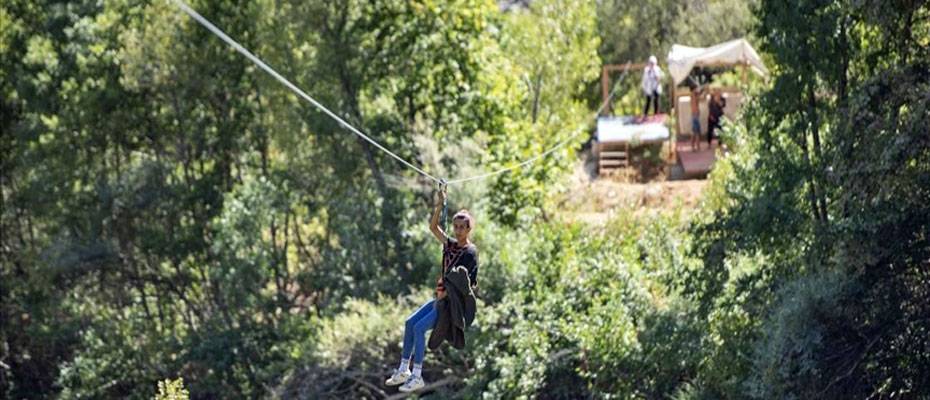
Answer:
[{"left": 452, "top": 209, "right": 474, "bottom": 229}]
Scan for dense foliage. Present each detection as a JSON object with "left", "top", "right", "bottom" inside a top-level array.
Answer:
[{"left": 2, "top": 0, "right": 927, "bottom": 399}]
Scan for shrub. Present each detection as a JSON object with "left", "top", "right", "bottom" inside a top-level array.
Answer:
[{"left": 155, "top": 378, "right": 189, "bottom": 400}]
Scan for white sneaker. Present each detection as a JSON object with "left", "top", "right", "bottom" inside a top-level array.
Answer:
[
  {"left": 384, "top": 369, "right": 411, "bottom": 386},
  {"left": 398, "top": 375, "right": 425, "bottom": 392}
]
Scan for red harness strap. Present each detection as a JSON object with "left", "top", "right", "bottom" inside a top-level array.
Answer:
[{"left": 436, "top": 242, "right": 467, "bottom": 295}]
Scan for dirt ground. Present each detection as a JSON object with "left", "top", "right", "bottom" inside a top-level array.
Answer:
[{"left": 556, "top": 149, "right": 708, "bottom": 226}]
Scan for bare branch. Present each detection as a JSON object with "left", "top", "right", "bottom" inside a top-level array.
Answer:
[{"left": 383, "top": 376, "right": 461, "bottom": 400}]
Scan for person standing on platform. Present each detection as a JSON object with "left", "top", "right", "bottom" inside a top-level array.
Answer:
[
  {"left": 707, "top": 89, "right": 727, "bottom": 145},
  {"left": 641, "top": 55, "right": 664, "bottom": 120},
  {"left": 690, "top": 85, "right": 704, "bottom": 151}
]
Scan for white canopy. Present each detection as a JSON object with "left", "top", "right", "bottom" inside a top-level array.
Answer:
[{"left": 666, "top": 38, "right": 768, "bottom": 85}]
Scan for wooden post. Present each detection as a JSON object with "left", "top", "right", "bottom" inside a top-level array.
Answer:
[
  {"left": 625, "top": 142, "right": 630, "bottom": 168},
  {"left": 601, "top": 66, "right": 610, "bottom": 116},
  {"left": 670, "top": 81, "right": 677, "bottom": 161},
  {"left": 599, "top": 63, "right": 647, "bottom": 117}
]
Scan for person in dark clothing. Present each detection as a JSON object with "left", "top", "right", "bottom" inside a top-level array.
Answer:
[
  {"left": 707, "top": 89, "right": 727, "bottom": 145},
  {"left": 429, "top": 265, "right": 477, "bottom": 350},
  {"left": 385, "top": 187, "right": 478, "bottom": 393}
]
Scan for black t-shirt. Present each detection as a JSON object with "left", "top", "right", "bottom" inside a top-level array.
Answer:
[
  {"left": 436, "top": 236, "right": 479, "bottom": 294},
  {"left": 709, "top": 97, "right": 726, "bottom": 118}
]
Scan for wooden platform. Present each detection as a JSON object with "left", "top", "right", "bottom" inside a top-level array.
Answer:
[
  {"left": 675, "top": 138, "right": 719, "bottom": 176},
  {"left": 595, "top": 114, "right": 671, "bottom": 175},
  {"left": 595, "top": 142, "right": 630, "bottom": 173}
]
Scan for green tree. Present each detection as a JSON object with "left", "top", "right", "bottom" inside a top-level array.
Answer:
[
  {"left": 155, "top": 378, "right": 190, "bottom": 400},
  {"left": 2, "top": 0, "right": 508, "bottom": 397},
  {"left": 486, "top": 0, "right": 602, "bottom": 226},
  {"left": 684, "top": 0, "right": 930, "bottom": 398}
]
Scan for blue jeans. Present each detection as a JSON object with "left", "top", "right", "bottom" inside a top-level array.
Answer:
[{"left": 401, "top": 299, "right": 437, "bottom": 364}]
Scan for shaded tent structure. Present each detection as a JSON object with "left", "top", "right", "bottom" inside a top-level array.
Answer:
[
  {"left": 593, "top": 39, "right": 767, "bottom": 177},
  {"left": 667, "top": 38, "right": 768, "bottom": 176},
  {"left": 667, "top": 38, "right": 768, "bottom": 87}
]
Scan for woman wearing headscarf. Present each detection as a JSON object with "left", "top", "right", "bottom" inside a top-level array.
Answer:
[{"left": 641, "top": 55, "right": 664, "bottom": 118}]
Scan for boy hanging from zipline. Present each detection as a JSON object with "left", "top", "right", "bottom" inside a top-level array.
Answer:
[{"left": 385, "top": 185, "right": 479, "bottom": 393}]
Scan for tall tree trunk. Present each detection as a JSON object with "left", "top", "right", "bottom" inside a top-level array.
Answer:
[
  {"left": 801, "top": 141, "right": 821, "bottom": 223},
  {"left": 838, "top": 16, "right": 850, "bottom": 105},
  {"left": 531, "top": 73, "right": 542, "bottom": 123},
  {"left": 808, "top": 87, "right": 828, "bottom": 224},
  {"left": 322, "top": 2, "right": 410, "bottom": 284},
  {"left": 339, "top": 68, "right": 410, "bottom": 282},
  {"left": 901, "top": 7, "right": 914, "bottom": 64}
]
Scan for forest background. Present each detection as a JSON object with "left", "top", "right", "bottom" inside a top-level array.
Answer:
[{"left": 2, "top": 0, "right": 928, "bottom": 398}]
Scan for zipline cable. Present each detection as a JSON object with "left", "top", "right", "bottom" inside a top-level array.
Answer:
[
  {"left": 171, "top": 0, "right": 441, "bottom": 183},
  {"left": 171, "top": 0, "right": 633, "bottom": 186},
  {"left": 446, "top": 63, "right": 632, "bottom": 184}
]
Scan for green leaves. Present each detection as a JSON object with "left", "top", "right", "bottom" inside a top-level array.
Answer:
[
  {"left": 685, "top": 1, "right": 930, "bottom": 398},
  {"left": 486, "top": 0, "right": 601, "bottom": 227},
  {"left": 3, "top": 0, "right": 927, "bottom": 398},
  {"left": 155, "top": 378, "right": 190, "bottom": 400}
]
